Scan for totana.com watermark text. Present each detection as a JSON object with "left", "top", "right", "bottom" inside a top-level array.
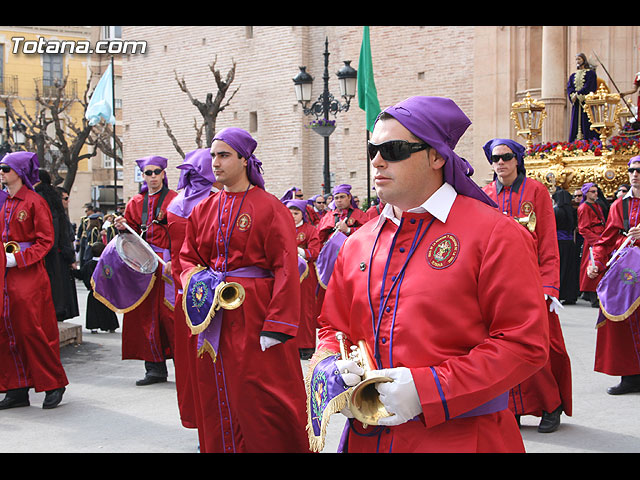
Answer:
[{"left": 11, "top": 37, "right": 147, "bottom": 55}]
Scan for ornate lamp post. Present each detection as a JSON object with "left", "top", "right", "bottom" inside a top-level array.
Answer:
[
  {"left": 293, "top": 37, "right": 357, "bottom": 194},
  {"left": 584, "top": 83, "right": 622, "bottom": 144},
  {"left": 510, "top": 92, "right": 547, "bottom": 149}
]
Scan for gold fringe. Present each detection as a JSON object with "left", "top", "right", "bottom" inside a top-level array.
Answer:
[
  {"left": 304, "top": 349, "right": 352, "bottom": 453},
  {"left": 600, "top": 297, "right": 640, "bottom": 323},
  {"left": 196, "top": 338, "right": 218, "bottom": 363},
  {"left": 181, "top": 265, "right": 218, "bottom": 335},
  {"left": 91, "top": 273, "right": 157, "bottom": 314},
  {"left": 299, "top": 261, "right": 309, "bottom": 283},
  {"left": 314, "top": 262, "right": 328, "bottom": 290}
]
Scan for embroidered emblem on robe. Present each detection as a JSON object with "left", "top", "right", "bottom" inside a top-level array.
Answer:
[
  {"left": 237, "top": 213, "right": 252, "bottom": 231},
  {"left": 426, "top": 233, "right": 459, "bottom": 269}
]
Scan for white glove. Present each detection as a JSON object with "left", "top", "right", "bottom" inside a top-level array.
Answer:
[
  {"left": 5, "top": 252, "right": 16, "bottom": 268},
  {"left": 260, "top": 336, "right": 282, "bottom": 351},
  {"left": 297, "top": 247, "right": 306, "bottom": 259},
  {"left": 335, "top": 359, "right": 364, "bottom": 387},
  {"left": 545, "top": 294, "right": 564, "bottom": 313},
  {"left": 374, "top": 367, "right": 422, "bottom": 426}
]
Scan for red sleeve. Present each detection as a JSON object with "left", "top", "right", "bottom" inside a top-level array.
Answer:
[
  {"left": 577, "top": 202, "right": 604, "bottom": 245},
  {"left": 593, "top": 198, "right": 626, "bottom": 270},
  {"left": 533, "top": 183, "right": 560, "bottom": 296},
  {"left": 14, "top": 193, "right": 54, "bottom": 268}
]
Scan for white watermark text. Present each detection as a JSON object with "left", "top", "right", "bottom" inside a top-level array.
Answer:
[{"left": 11, "top": 37, "right": 147, "bottom": 55}]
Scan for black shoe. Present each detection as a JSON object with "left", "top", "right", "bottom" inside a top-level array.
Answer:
[
  {"left": 607, "top": 377, "right": 640, "bottom": 395},
  {"left": 42, "top": 387, "right": 65, "bottom": 409},
  {"left": 538, "top": 406, "right": 562, "bottom": 433},
  {"left": 0, "top": 388, "right": 30, "bottom": 410},
  {"left": 135, "top": 375, "right": 167, "bottom": 386}
]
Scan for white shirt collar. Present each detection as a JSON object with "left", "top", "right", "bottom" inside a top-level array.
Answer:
[
  {"left": 375, "top": 182, "right": 457, "bottom": 227},
  {"left": 623, "top": 189, "right": 638, "bottom": 200}
]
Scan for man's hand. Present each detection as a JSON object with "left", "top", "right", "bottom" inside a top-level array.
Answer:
[
  {"left": 335, "top": 219, "right": 350, "bottom": 234},
  {"left": 587, "top": 264, "right": 599, "bottom": 279},
  {"left": 373, "top": 367, "right": 422, "bottom": 426},
  {"left": 113, "top": 215, "right": 127, "bottom": 231}
]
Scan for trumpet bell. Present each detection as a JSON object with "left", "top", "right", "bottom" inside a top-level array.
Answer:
[
  {"left": 214, "top": 281, "right": 245, "bottom": 310},
  {"left": 349, "top": 372, "right": 393, "bottom": 427},
  {"left": 4, "top": 241, "right": 20, "bottom": 254},
  {"left": 515, "top": 211, "right": 536, "bottom": 233}
]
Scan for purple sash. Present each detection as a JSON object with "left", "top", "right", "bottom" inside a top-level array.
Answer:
[
  {"left": 182, "top": 265, "right": 273, "bottom": 361},
  {"left": 91, "top": 237, "right": 156, "bottom": 313},
  {"left": 306, "top": 352, "right": 352, "bottom": 452},
  {"left": 597, "top": 246, "right": 640, "bottom": 321},
  {"left": 298, "top": 255, "right": 309, "bottom": 281},
  {"left": 315, "top": 231, "right": 347, "bottom": 289}
]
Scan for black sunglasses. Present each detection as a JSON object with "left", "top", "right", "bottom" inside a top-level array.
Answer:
[
  {"left": 144, "top": 168, "right": 163, "bottom": 176},
  {"left": 490, "top": 153, "right": 517, "bottom": 163},
  {"left": 629, "top": 167, "right": 640, "bottom": 174},
  {"left": 368, "top": 140, "right": 430, "bottom": 162},
  {"left": 0, "top": 165, "right": 11, "bottom": 173}
]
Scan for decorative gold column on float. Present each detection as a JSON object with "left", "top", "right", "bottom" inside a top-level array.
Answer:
[{"left": 520, "top": 84, "right": 640, "bottom": 199}]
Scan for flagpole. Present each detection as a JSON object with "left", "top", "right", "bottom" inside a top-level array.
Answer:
[{"left": 111, "top": 55, "right": 118, "bottom": 212}]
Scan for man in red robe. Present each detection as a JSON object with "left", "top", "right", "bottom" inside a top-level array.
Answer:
[
  {"left": 307, "top": 97, "right": 549, "bottom": 453},
  {"left": 482, "top": 138, "right": 572, "bottom": 433},
  {"left": 114, "top": 156, "right": 177, "bottom": 386},
  {"left": 166, "top": 149, "right": 219, "bottom": 433},
  {"left": 285, "top": 199, "right": 321, "bottom": 360},
  {"left": 577, "top": 182, "right": 605, "bottom": 307},
  {"left": 179, "top": 127, "right": 309, "bottom": 453},
  {"left": 0, "top": 152, "right": 68, "bottom": 409},
  {"left": 588, "top": 156, "right": 640, "bottom": 394},
  {"left": 317, "top": 183, "right": 369, "bottom": 244}
]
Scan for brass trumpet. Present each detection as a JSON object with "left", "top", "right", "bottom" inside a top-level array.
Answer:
[
  {"left": 213, "top": 281, "right": 245, "bottom": 311},
  {"left": 4, "top": 241, "right": 20, "bottom": 254},
  {"left": 336, "top": 332, "right": 392, "bottom": 428},
  {"left": 515, "top": 211, "right": 536, "bottom": 233}
]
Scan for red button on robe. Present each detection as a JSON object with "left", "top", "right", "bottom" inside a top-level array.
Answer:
[
  {"left": 316, "top": 194, "right": 549, "bottom": 452},
  {"left": 122, "top": 188, "right": 178, "bottom": 364},
  {"left": 483, "top": 176, "right": 573, "bottom": 419},
  {"left": 0, "top": 185, "right": 68, "bottom": 393},
  {"left": 179, "top": 186, "right": 309, "bottom": 453}
]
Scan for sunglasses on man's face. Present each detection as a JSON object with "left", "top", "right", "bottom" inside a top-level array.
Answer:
[
  {"left": 368, "top": 140, "right": 430, "bottom": 162},
  {"left": 144, "top": 168, "right": 163, "bottom": 176},
  {"left": 490, "top": 153, "right": 517, "bottom": 163},
  {"left": 629, "top": 167, "right": 640, "bottom": 174},
  {"left": 0, "top": 165, "right": 12, "bottom": 173}
]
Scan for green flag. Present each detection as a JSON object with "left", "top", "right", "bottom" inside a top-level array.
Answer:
[{"left": 357, "top": 26, "right": 381, "bottom": 133}]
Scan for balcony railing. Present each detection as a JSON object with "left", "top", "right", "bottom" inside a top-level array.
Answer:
[
  {"left": 0, "top": 75, "right": 18, "bottom": 96},
  {"left": 34, "top": 77, "right": 78, "bottom": 99}
]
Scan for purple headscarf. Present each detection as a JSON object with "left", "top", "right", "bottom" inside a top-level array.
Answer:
[
  {"left": 0, "top": 151, "right": 40, "bottom": 190},
  {"left": 482, "top": 138, "right": 527, "bottom": 178},
  {"left": 332, "top": 183, "right": 358, "bottom": 209},
  {"left": 280, "top": 186, "right": 301, "bottom": 202},
  {"left": 167, "top": 149, "right": 217, "bottom": 218},
  {"left": 580, "top": 182, "right": 595, "bottom": 204},
  {"left": 284, "top": 199, "right": 309, "bottom": 223},
  {"left": 212, "top": 127, "right": 265, "bottom": 190},
  {"left": 377, "top": 96, "right": 497, "bottom": 208},
  {"left": 628, "top": 155, "right": 640, "bottom": 166},
  {"left": 136, "top": 155, "right": 168, "bottom": 193}
]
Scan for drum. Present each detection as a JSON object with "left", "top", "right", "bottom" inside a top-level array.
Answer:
[
  {"left": 91, "top": 233, "right": 158, "bottom": 313},
  {"left": 315, "top": 231, "right": 347, "bottom": 289},
  {"left": 597, "top": 245, "right": 640, "bottom": 321}
]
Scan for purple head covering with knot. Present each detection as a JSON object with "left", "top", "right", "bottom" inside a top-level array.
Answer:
[
  {"left": 136, "top": 155, "right": 168, "bottom": 193},
  {"left": 212, "top": 127, "right": 265, "bottom": 190},
  {"left": 167, "top": 149, "right": 217, "bottom": 218},
  {"left": 332, "top": 183, "right": 358, "bottom": 209},
  {"left": 0, "top": 151, "right": 40, "bottom": 190},
  {"left": 628, "top": 155, "right": 640, "bottom": 166},
  {"left": 284, "top": 199, "right": 309, "bottom": 223},
  {"left": 280, "top": 186, "right": 301, "bottom": 202},
  {"left": 482, "top": 138, "right": 527, "bottom": 178},
  {"left": 580, "top": 182, "right": 595, "bottom": 204},
  {"left": 376, "top": 96, "right": 497, "bottom": 208}
]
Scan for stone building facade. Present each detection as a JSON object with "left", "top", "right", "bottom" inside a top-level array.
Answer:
[{"left": 120, "top": 26, "right": 640, "bottom": 204}]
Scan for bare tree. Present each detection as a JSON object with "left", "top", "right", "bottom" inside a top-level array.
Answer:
[
  {"left": 160, "top": 56, "right": 240, "bottom": 158},
  {"left": 4, "top": 68, "right": 120, "bottom": 192}
]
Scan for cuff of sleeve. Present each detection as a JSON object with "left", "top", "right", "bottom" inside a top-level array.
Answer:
[
  {"left": 15, "top": 251, "right": 27, "bottom": 268},
  {"left": 411, "top": 366, "right": 448, "bottom": 428}
]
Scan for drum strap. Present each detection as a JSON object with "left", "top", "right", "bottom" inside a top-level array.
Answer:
[
  {"left": 333, "top": 208, "right": 354, "bottom": 228},
  {"left": 140, "top": 186, "right": 169, "bottom": 239},
  {"left": 623, "top": 197, "right": 630, "bottom": 233},
  {"left": 586, "top": 202, "right": 605, "bottom": 226}
]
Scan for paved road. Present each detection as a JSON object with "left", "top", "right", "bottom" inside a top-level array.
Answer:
[{"left": 1, "top": 280, "right": 639, "bottom": 453}]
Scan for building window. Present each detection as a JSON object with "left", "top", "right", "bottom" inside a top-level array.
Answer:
[
  {"left": 249, "top": 111, "right": 258, "bottom": 133},
  {"left": 43, "top": 53, "right": 63, "bottom": 96},
  {"left": 103, "top": 26, "right": 122, "bottom": 40}
]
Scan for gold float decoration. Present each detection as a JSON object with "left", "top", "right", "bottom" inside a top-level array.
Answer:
[{"left": 510, "top": 92, "right": 547, "bottom": 149}]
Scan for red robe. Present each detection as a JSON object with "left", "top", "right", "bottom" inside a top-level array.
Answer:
[
  {"left": 0, "top": 185, "right": 68, "bottom": 393},
  {"left": 577, "top": 201, "right": 605, "bottom": 291},
  {"left": 317, "top": 206, "right": 370, "bottom": 244},
  {"left": 122, "top": 188, "right": 178, "bottom": 363},
  {"left": 592, "top": 195, "right": 640, "bottom": 376},
  {"left": 306, "top": 204, "right": 325, "bottom": 226},
  {"left": 295, "top": 221, "right": 321, "bottom": 350},
  {"left": 179, "top": 186, "right": 309, "bottom": 453},
  {"left": 483, "top": 176, "right": 572, "bottom": 418},
  {"left": 316, "top": 192, "right": 549, "bottom": 452}
]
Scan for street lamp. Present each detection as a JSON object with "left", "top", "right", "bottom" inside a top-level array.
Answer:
[{"left": 293, "top": 37, "right": 357, "bottom": 194}]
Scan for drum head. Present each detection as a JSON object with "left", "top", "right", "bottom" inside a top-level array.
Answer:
[{"left": 115, "top": 232, "right": 158, "bottom": 274}]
